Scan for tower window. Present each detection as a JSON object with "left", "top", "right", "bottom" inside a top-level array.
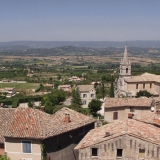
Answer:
[
  {"left": 136, "top": 84, "right": 138, "bottom": 89},
  {"left": 126, "top": 68, "right": 128, "bottom": 73}
]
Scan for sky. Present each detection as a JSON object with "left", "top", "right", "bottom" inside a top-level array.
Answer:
[{"left": 0, "top": 0, "right": 160, "bottom": 42}]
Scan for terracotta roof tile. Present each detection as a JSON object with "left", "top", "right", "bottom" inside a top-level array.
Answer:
[
  {"left": 77, "top": 85, "right": 95, "bottom": 92},
  {"left": 104, "top": 98, "right": 153, "bottom": 108},
  {"left": 133, "top": 111, "right": 160, "bottom": 126},
  {"left": 4, "top": 107, "right": 95, "bottom": 140},
  {"left": 75, "top": 119, "right": 160, "bottom": 150},
  {"left": 0, "top": 108, "right": 15, "bottom": 143},
  {"left": 124, "top": 72, "right": 160, "bottom": 83}
]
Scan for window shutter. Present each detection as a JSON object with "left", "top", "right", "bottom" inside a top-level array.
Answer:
[{"left": 113, "top": 112, "right": 118, "bottom": 120}]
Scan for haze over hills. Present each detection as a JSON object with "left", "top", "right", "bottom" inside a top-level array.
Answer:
[{"left": 0, "top": 40, "right": 160, "bottom": 49}]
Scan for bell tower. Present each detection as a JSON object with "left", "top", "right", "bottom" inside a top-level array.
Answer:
[{"left": 120, "top": 42, "right": 131, "bottom": 78}]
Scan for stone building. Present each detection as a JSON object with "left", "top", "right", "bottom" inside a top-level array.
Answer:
[
  {"left": 104, "top": 97, "right": 154, "bottom": 122},
  {"left": 75, "top": 118, "right": 160, "bottom": 160},
  {"left": 77, "top": 85, "right": 96, "bottom": 108},
  {"left": 115, "top": 44, "right": 160, "bottom": 97},
  {"left": 0, "top": 107, "right": 95, "bottom": 160}
]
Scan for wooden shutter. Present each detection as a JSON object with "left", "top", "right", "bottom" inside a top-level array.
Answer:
[{"left": 113, "top": 112, "right": 118, "bottom": 120}]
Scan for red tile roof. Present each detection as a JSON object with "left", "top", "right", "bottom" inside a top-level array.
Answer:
[
  {"left": 104, "top": 98, "right": 153, "bottom": 108},
  {"left": 4, "top": 107, "right": 95, "bottom": 140},
  {"left": 0, "top": 108, "right": 15, "bottom": 143},
  {"left": 75, "top": 119, "right": 160, "bottom": 150},
  {"left": 133, "top": 111, "right": 160, "bottom": 126}
]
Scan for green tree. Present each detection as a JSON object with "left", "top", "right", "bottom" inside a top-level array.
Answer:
[
  {"left": 101, "top": 83, "right": 106, "bottom": 99},
  {"left": 0, "top": 153, "right": 10, "bottom": 160},
  {"left": 41, "top": 89, "right": 67, "bottom": 114},
  {"left": 110, "top": 79, "right": 114, "bottom": 97},
  {"left": 136, "top": 90, "right": 153, "bottom": 98},
  {"left": 88, "top": 99, "right": 101, "bottom": 116},
  {"left": 71, "top": 88, "right": 82, "bottom": 107},
  {"left": 28, "top": 100, "right": 34, "bottom": 108}
]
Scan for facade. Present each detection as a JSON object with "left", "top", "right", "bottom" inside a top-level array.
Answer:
[
  {"left": 104, "top": 98, "right": 154, "bottom": 122},
  {"left": 75, "top": 118, "right": 160, "bottom": 160},
  {"left": 0, "top": 107, "right": 95, "bottom": 160},
  {"left": 77, "top": 85, "right": 96, "bottom": 108},
  {"left": 58, "top": 85, "right": 71, "bottom": 92},
  {"left": 115, "top": 44, "right": 160, "bottom": 97}
]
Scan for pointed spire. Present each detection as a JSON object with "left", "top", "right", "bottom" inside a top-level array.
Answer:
[{"left": 122, "top": 41, "right": 129, "bottom": 64}]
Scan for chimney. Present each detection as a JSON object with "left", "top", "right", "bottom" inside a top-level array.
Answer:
[
  {"left": 128, "top": 113, "right": 134, "bottom": 118},
  {"left": 65, "top": 113, "right": 70, "bottom": 123},
  {"left": 40, "top": 106, "right": 45, "bottom": 112}
]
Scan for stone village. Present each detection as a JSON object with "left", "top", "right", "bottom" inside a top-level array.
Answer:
[{"left": 0, "top": 45, "right": 160, "bottom": 160}]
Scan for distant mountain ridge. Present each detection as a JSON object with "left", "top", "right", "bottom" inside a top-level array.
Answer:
[{"left": 0, "top": 40, "right": 160, "bottom": 49}]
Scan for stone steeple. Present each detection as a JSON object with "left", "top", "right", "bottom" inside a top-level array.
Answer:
[
  {"left": 120, "top": 42, "right": 131, "bottom": 77},
  {"left": 121, "top": 42, "right": 130, "bottom": 65}
]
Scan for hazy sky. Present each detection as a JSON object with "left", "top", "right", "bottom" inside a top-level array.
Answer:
[{"left": 1, "top": 0, "right": 160, "bottom": 42}]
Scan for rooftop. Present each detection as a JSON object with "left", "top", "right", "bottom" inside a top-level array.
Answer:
[
  {"left": 75, "top": 118, "right": 160, "bottom": 150},
  {"left": 124, "top": 72, "right": 160, "bottom": 83},
  {"left": 1, "top": 107, "right": 95, "bottom": 141},
  {"left": 133, "top": 111, "right": 160, "bottom": 126},
  {"left": 104, "top": 98, "right": 153, "bottom": 109},
  {"left": 0, "top": 108, "right": 15, "bottom": 143},
  {"left": 77, "top": 85, "right": 95, "bottom": 92}
]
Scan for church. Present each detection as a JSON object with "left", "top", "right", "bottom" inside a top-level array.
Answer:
[{"left": 115, "top": 43, "right": 160, "bottom": 97}]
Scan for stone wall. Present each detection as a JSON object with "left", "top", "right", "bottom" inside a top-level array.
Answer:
[{"left": 78, "top": 135, "right": 160, "bottom": 160}]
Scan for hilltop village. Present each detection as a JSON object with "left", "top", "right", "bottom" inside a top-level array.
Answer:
[{"left": 0, "top": 44, "right": 160, "bottom": 160}]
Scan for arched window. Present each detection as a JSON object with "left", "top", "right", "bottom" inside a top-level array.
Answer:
[{"left": 126, "top": 68, "right": 128, "bottom": 73}]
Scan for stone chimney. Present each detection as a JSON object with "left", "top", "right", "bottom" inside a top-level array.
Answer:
[
  {"left": 40, "top": 106, "right": 45, "bottom": 112},
  {"left": 65, "top": 113, "right": 70, "bottom": 123}
]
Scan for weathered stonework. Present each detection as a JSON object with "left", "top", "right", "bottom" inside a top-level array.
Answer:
[{"left": 78, "top": 135, "right": 160, "bottom": 160}]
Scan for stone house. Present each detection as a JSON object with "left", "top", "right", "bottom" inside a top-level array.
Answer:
[
  {"left": 77, "top": 85, "right": 96, "bottom": 108},
  {"left": 58, "top": 85, "right": 71, "bottom": 92},
  {"left": 75, "top": 118, "right": 160, "bottom": 160},
  {"left": 0, "top": 107, "right": 95, "bottom": 160},
  {"left": 104, "top": 98, "right": 154, "bottom": 122}
]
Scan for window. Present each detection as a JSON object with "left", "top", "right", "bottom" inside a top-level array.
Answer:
[
  {"left": 117, "top": 149, "right": 123, "bottom": 158},
  {"left": 92, "top": 148, "right": 98, "bottom": 157},
  {"left": 143, "top": 84, "right": 145, "bottom": 89},
  {"left": 82, "top": 100, "right": 86, "bottom": 105},
  {"left": 113, "top": 112, "right": 118, "bottom": 120},
  {"left": 91, "top": 94, "right": 94, "bottom": 98},
  {"left": 150, "top": 83, "right": 152, "bottom": 88},
  {"left": 83, "top": 94, "right": 87, "bottom": 98},
  {"left": 139, "top": 149, "right": 145, "bottom": 158},
  {"left": 136, "top": 84, "right": 138, "bottom": 89},
  {"left": 22, "top": 141, "right": 31, "bottom": 153},
  {"left": 126, "top": 68, "right": 128, "bottom": 73}
]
